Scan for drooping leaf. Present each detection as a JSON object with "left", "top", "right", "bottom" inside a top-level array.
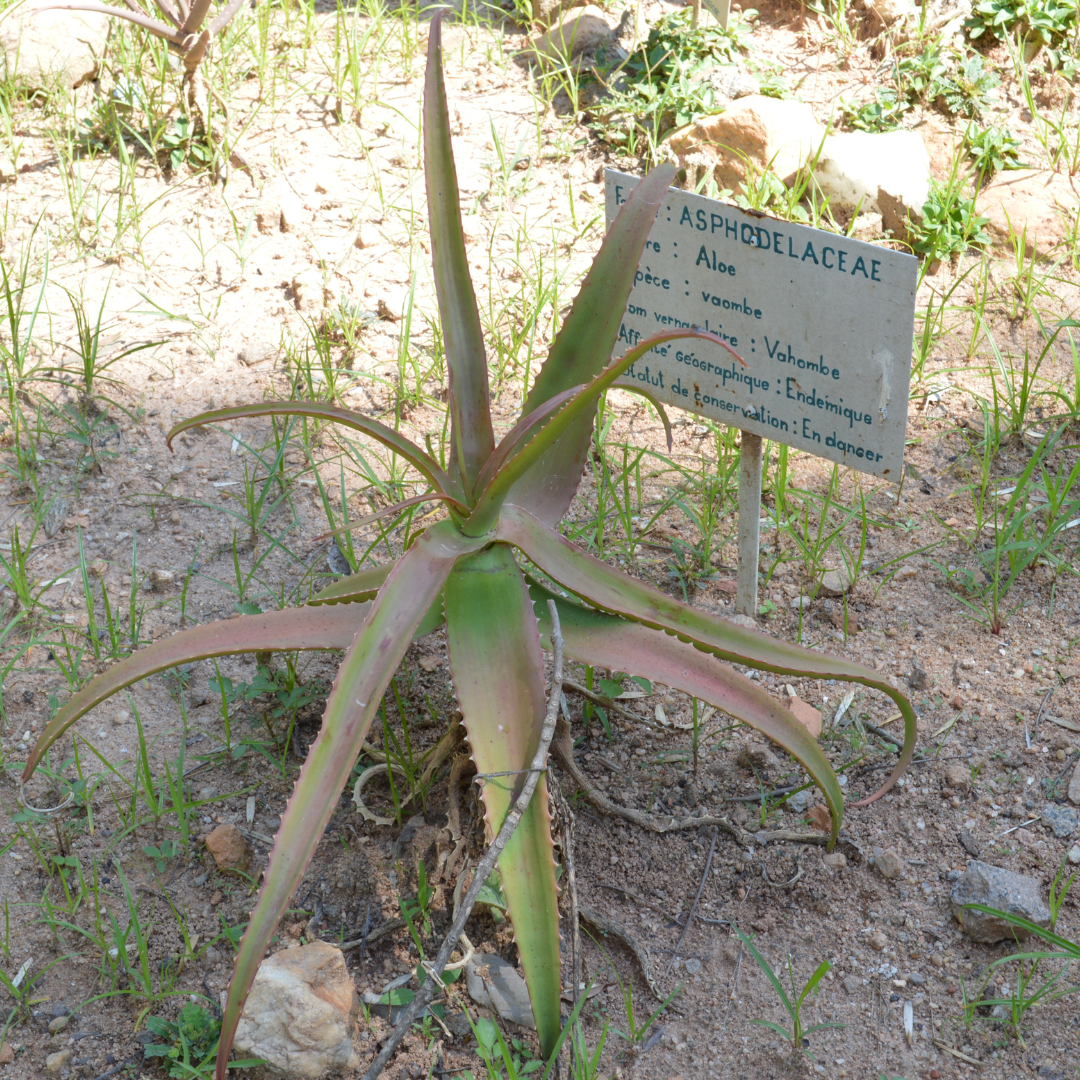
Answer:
[
  {"left": 166, "top": 402, "right": 463, "bottom": 502},
  {"left": 215, "top": 521, "right": 484, "bottom": 1080},
  {"left": 32, "top": 1, "right": 181, "bottom": 42},
  {"left": 443, "top": 544, "right": 561, "bottom": 1055},
  {"left": 499, "top": 505, "right": 916, "bottom": 804},
  {"left": 308, "top": 562, "right": 394, "bottom": 605},
  {"left": 505, "top": 165, "right": 679, "bottom": 525},
  {"left": 618, "top": 384, "right": 674, "bottom": 451},
  {"left": 424, "top": 13, "right": 495, "bottom": 492},
  {"left": 22, "top": 604, "right": 371, "bottom": 782},
  {"left": 530, "top": 583, "right": 843, "bottom": 843},
  {"left": 466, "top": 327, "right": 734, "bottom": 535}
]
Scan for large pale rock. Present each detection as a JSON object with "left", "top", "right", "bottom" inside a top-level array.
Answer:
[
  {"left": 234, "top": 942, "right": 360, "bottom": 1077},
  {"left": 975, "top": 169, "right": 1080, "bottom": 257},
  {"left": 466, "top": 954, "right": 536, "bottom": 1029},
  {"left": 950, "top": 860, "right": 1051, "bottom": 943},
  {"left": 530, "top": 6, "right": 612, "bottom": 60},
  {"left": 666, "top": 96, "right": 824, "bottom": 193},
  {"left": 866, "top": 0, "right": 917, "bottom": 24},
  {"left": 813, "top": 130, "right": 931, "bottom": 240},
  {"left": 1069, "top": 760, "right": 1080, "bottom": 805},
  {"left": 0, "top": 8, "right": 109, "bottom": 90}
]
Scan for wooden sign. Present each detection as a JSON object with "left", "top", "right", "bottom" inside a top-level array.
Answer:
[{"left": 605, "top": 169, "right": 918, "bottom": 481}]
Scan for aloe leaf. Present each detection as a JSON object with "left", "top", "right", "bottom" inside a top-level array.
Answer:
[
  {"left": 424, "top": 13, "right": 495, "bottom": 491},
  {"left": 215, "top": 521, "right": 484, "bottom": 1080},
  {"left": 466, "top": 327, "right": 733, "bottom": 536},
  {"left": 618, "top": 385, "right": 673, "bottom": 451},
  {"left": 505, "top": 165, "right": 678, "bottom": 525},
  {"left": 208, "top": 0, "right": 245, "bottom": 32},
  {"left": 472, "top": 386, "right": 582, "bottom": 497},
  {"left": 22, "top": 604, "right": 371, "bottom": 783},
  {"left": 309, "top": 562, "right": 394, "bottom": 605},
  {"left": 313, "top": 491, "right": 468, "bottom": 542},
  {"left": 178, "top": 0, "right": 212, "bottom": 34},
  {"left": 31, "top": 1, "right": 181, "bottom": 41},
  {"left": 166, "top": 402, "right": 463, "bottom": 502},
  {"left": 499, "top": 505, "right": 916, "bottom": 804},
  {"left": 443, "top": 544, "right": 561, "bottom": 1055},
  {"left": 530, "top": 584, "right": 842, "bottom": 843}
]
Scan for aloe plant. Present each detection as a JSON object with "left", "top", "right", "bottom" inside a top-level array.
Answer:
[
  {"left": 35, "top": 0, "right": 247, "bottom": 172},
  {"left": 22, "top": 16, "right": 917, "bottom": 1075}
]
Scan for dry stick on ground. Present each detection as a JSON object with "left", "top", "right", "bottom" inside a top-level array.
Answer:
[
  {"left": 359, "top": 600, "right": 565, "bottom": 1080},
  {"left": 551, "top": 773, "right": 582, "bottom": 1007},
  {"left": 550, "top": 719, "right": 828, "bottom": 848},
  {"left": 663, "top": 826, "right": 717, "bottom": 978}
]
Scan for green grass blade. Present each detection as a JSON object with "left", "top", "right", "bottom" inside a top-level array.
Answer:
[
  {"left": 215, "top": 521, "right": 483, "bottom": 1080},
  {"left": 443, "top": 544, "right": 561, "bottom": 1055}
]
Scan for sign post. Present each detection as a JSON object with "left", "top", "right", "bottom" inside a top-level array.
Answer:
[{"left": 605, "top": 170, "right": 918, "bottom": 617}]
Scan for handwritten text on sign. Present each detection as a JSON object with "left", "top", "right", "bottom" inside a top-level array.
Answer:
[{"left": 605, "top": 170, "right": 918, "bottom": 479}]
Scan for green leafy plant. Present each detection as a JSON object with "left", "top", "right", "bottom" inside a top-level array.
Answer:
[
  {"left": 586, "top": 7, "right": 753, "bottom": 154},
  {"left": 145, "top": 1001, "right": 261, "bottom": 1077},
  {"left": 908, "top": 179, "right": 991, "bottom": 262},
  {"left": 932, "top": 54, "right": 1000, "bottom": 118},
  {"left": 964, "top": 122, "right": 1027, "bottom": 178},
  {"left": 21, "top": 18, "right": 916, "bottom": 1077},
  {"left": 36, "top": 0, "right": 248, "bottom": 173},
  {"left": 142, "top": 839, "right": 179, "bottom": 874},
  {"left": 734, "top": 925, "right": 843, "bottom": 1055},
  {"left": 841, "top": 88, "right": 911, "bottom": 132},
  {"left": 966, "top": 0, "right": 1078, "bottom": 62}
]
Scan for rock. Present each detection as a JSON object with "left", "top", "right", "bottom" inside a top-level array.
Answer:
[
  {"left": 727, "top": 613, "right": 758, "bottom": 630},
  {"left": 204, "top": 824, "right": 253, "bottom": 875},
  {"left": 0, "top": 8, "right": 109, "bottom": 90},
  {"left": 0, "top": 1043, "right": 12, "bottom": 1064},
  {"left": 975, "top": 169, "right": 1079, "bottom": 257},
  {"left": 875, "top": 849, "right": 903, "bottom": 880},
  {"left": 234, "top": 942, "right": 359, "bottom": 1077},
  {"left": 684, "top": 957, "right": 701, "bottom": 974},
  {"left": 1041, "top": 805, "right": 1078, "bottom": 838},
  {"left": 823, "top": 851, "right": 847, "bottom": 870},
  {"left": 869, "top": 929, "right": 887, "bottom": 951},
  {"left": 1068, "top": 845, "right": 1080, "bottom": 865},
  {"left": 45, "top": 1049, "right": 72, "bottom": 1073},
  {"left": 1069, "top": 761, "right": 1080, "bottom": 806},
  {"left": 238, "top": 341, "right": 275, "bottom": 367},
  {"left": 867, "top": 0, "right": 917, "bottom": 22},
  {"left": 850, "top": 211, "right": 884, "bottom": 240},
  {"left": 691, "top": 64, "right": 758, "bottom": 108},
  {"left": 819, "top": 565, "right": 855, "bottom": 597},
  {"left": 907, "top": 661, "right": 929, "bottom": 691},
  {"left": 87, "top": 559, "right": 107, "bottom": 579},
  {"left": 930, "top": 952, "right": 945, "bottom": 968},
  {"left": 147, "top": 569, "right": 175, "bottom": 591},
  {"left": 47, "top": 1016, "right": 69, "bottom": 1034},
  {"left": 812, "top": 130, "right": 931, "bottom": 241},
  {"left": 42, "top": 497, "right": 71, "bottom": 539},
  {"left": 738, "top": 742, "right": 782, "bottom": 772},
  {"left": 784, "top": 695, "right": 822, "bottom": 738},
  {"left": 529, "top": 6, "right": 612, "bottom": 61},
  {"left": 950, "top": 860, "right": 1051, "bottom": 943},
  {"left": 788, "top": 788, "right": 813, "bottom": 813},
  {"left": 958, "top": 828, "right": 980, "bottom": 857},
  {"left": 1014, "top": 827, "right": 1035, "bottom": 846},
  {"left": 465, "top": 954, "right": 536, "bottom": 1030},
  {"left": 943, "top": 764, "right": 970, "bottom": 791},
  {"left": 842, "top": 974, "right": 862, "bottom": 993},
  {"left": 905, "top": 971, "right": 926, "bottom": 986},
  {"left": 666, "top": 96, "right": 824, "bottom": 193}
]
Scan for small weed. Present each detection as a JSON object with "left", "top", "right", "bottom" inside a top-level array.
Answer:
[{"left": 734, "top": 924, "right": 843, "bottom": 1056}]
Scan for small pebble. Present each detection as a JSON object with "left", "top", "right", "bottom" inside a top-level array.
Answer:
[
  {"left": 47, "top": 1016, "right": 69, "bottom": 1034},
  {"left": 112, "top": 710, "right": 129, "bottom": 726},
  {"left": 684, "top": 958, "right": 701, "bottom": 974}
]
